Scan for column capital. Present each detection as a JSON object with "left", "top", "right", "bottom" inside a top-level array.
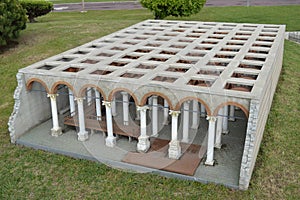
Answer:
[
  {"left": 120, "top": 91, "right": 128, "bottom": 95},
  {"left": 102, "top": 101, "right": 111, "bottom": 107},
  {"left": 206, "top": 115, "right": 217, "bottom": 122},
  {"left": 75, "top": 97, "right": 84, "bottom": 102},
  {"left": 169, "top": 110, "right": 180, "bottom": 117},
  {"left": 137, "top": 105, "right": 149, "bottom": 112},
  {"left": 47, "top": 93, "right": 58, "bottom": 100}
]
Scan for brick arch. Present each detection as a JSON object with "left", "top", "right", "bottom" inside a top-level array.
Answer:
[
  {"left": 78, "top": 84, "right": 107, "bottom": 100},
  {"left": 175, "top": 97, "right": 212, "bottom": 116},
  {"left": 140, "top": 92, "right": 174, "bottom": 110},
  {"left": 51, "top": 81, "right": 75, "bottom": 95},
  {"left": 108, "top": 88, "right": 139, "bottom": 105},
  {"left": 213, "top": 101, "right": 249, "bottom": 118},
  {"left": 26, "top": 78, "right": 50, "bottom": 93}
]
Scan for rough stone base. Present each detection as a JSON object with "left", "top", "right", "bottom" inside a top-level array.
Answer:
[
  {"left": 77, "top": 131, "right": 88, "bottom": 141},
  {"left": 105, "top": 136, "right": 116, "bottom": 147},
  {"left": 137, "top": 136, "right": 150, "bottom": 153},
  {"left": 51, "top": 127, "right": 62, "bottom": 137},
  {"left": 168, "top": 140, "right": 182, "bottom": 159}
]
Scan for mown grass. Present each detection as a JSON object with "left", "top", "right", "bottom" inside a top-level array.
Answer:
[{"left": 0, "top": 5, "right": 299, "bottom": 199}]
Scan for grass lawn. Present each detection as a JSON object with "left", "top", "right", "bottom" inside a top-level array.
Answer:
[
  {"left": 49, "top": 0, "right": 136, "bottom": 4},
  {"left": 0, "top": 5, "right": 299, "bottom": 199}
]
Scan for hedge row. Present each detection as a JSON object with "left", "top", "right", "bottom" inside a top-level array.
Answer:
[{"left": 20, "top": 0, "right": 53, "bottom": 23}]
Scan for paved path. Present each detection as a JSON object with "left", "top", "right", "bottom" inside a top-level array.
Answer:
[{"left": 53, "top": 0, "right": 300, "bottom": 12}]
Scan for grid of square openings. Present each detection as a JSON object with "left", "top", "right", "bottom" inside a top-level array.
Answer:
[{"left": 33, "top": 20, "right": 281, "bottom": 93}]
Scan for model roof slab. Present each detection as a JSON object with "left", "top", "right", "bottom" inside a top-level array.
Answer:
[{"left": 10, "top": 20, "right": 285, "bottom": 190}]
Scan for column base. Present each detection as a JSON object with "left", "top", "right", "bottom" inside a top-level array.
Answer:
[
  {"left": 124, "top": 121, "right": 129, "bottom": 126},
  {"left": 78, "top": 131, "right": 89, "bottom": 141},
  {"left": 168, "top": 140, "right": 182, "bottom": 159},
  {"left": 137, "top": 136, "right": 150, "bottom": 153},
  {"left": 222, "top": 130, "right": 229, "bottom": 134},
  {"left": 51, "top": 127, "right": 62, "bottom": 137},
  {"left": 228, "top": 118, "right": 236, "bottom": 122},
  {"left": 97, "top": 116, "right": 102, "bottom": 121},
  {"left": 214, "top": 143, "right": 222, "bottom": 149},
  {"left": 205, "top": 159, "right": 215, "bottom": 166},
  {"left": 105, "top": 136, "right": 116, "bottom": 147}
]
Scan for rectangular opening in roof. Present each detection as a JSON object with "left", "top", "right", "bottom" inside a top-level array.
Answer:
[
  {"left": 152, "top": 76, "right": 177, "bottom": 83},
  {"left": 135, "top": 49, "right": 153, "bottom": 53},
  {"left": 81, "top": 59, "right": 99, "bottom": 64},
  {"left": 170, "top": 44, "right": 187, "bottom": 49},
  {"left": 252, "top": 43, "right": 272, "bottom": 48},
  {"left": 201, "top": 40, "right": 218, "bottom": 44},
  {"left": 194, "top": 46, "right": 213, "bottom": 51},
  {"left": 91, "top": 69, "right": 113, "bottom": 76},
  {"left": 236, "top": 32, "right": 252, "bottom": 36},
  {"left": 214, "top": 54, "right": 235, "bottom": 59},
  {"left": 166, "top": 66, "right": 190, "bottom": 73},
  {"left": 187, "top": 79, "right": 215, "bottom": 87},
  {"left": 37, "top": 64, "right": 57, "bottom": 70},
  {"left": 111, "top": 47, "right": 126, "bottom": 51},
  {"left": 160, "top": 50, "right": 178, "bottom": 55},
  {"left": 123, "top": 55, "right": 140, "bottom": 60},
  {"left": 224, "top": 83, "right": 253, "bottom": 92},
  {"left": 198, "top": 69, "right": 223, "bottom": 76},
  {"left": 57, "top": 57, "right": 75, "bottom": 62},
  {"left": 244, "top": 56, "right": 266, "bottom": 62},
  {"left": 73, "top": 51, "right": 89, "bottom": 55},
  {"left": 109, "top": 61, "right": 129, "bottom": 67},
  {"left": 177, "top": 59, "right": 197, "bottom": 64},
  {"left": 186, "top": 52, "right": 205, "bottom": 57},
  {"left": 120, "top": 72, "right": 144, "bottom": 79},
  {"left": 238, "top": 63, "right": 262, "bottom": 70},
  {"left": 221, "top": 48, "right": 240, "bottom": 52},
  {"left": 231, "top": 72, "right": 258, "bottom": 80},
  {"left": 63, "top": 67, "right": 83, "bottom": 73},
  {"left": 146, "top": 43, "right": 161, "bottom": 47},
  {"left": 149, "top": 57, "right": 169, "bottom": 62},
  {"left": 207, "top": 61, "right": 229, "bottom": 67},
  {"left": 136, "top": 64, "right": 157, "bottom": 70},
  {"left": 97, "top": 53, "right": 114, "bottom": 57},
  {"left": 248, "top": 49, "right": 269, "bottom": 54}
]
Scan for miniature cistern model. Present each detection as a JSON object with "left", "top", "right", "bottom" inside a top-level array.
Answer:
[{"left": 9, "top": 20, "right": 285, "bottom": 190}]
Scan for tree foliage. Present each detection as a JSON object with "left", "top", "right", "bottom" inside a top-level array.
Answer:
[
  {"left": 140, "top": 0, "right": 206, "bottom": 19},
  {"left": 20, "top": 0, "right": 53, "bottom": 23},
  {"left": 0, "top": 0, "right": 27, "bottom": 46}
]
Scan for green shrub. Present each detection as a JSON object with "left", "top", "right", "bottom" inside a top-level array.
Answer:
[
  {"left": 0, "top": 0, "right": 27, "bottom": 46},
  {"left": 140, "top": 0, "right": 206, "bottom": 19},
  {"left": 20, "top": 0, "right": 53, "bottom": 23}
]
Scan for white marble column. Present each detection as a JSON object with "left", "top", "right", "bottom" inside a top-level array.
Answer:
[
  {"left": 86, "top": 87, "right": 92, "bottom": 106},
  {"left": 222, "top": 106, "right": 229, "bottom": 134},
  {"left": 200, "top": 104, "right": 206, "bottom": 117},
  {"left": 47, "top": 93, "right": 62, "bottom": 137},
  {"left": 215, "top": 108, "right": 223, "bottom": 149},
  {"left": 121, "top": 92, "right": 129, "bottom": 125},
  {"left": 76, "top": 97, "right": 88, "bottom": 141},
  {"left": 182, "top": 101, "right": 190, "bottom": 143},
  {"left": 68, "top": 89, "right": 75, "bottom": 116},
  {"left": 137, "top": 106, "right": 150, "bottom": 152},
  {"left": 229, "top": 105, "right": 235, "bottom": 121},
  {"left": 205, "top": 116, "right": 217, "bottom": 165},
  {"left": 95, "top": 89, "right": 102, "bottom": 121},
  {"left": 103, "top": 101, "right": 116, "bottom": 147},
  {"left": 191, "top": 100, "right": 199, "bottom": 129},
  {"left": 168, "top": 110, "right": 181, "bottom": 159},
  {"left": 151, "top": 96, "right": 158, "bottom": 136},
  {"left": 112, "top": 97, "right": 117, "bottom": 117},
  {"left": 163, "top": 99, "right": 169, "bottom": 125}
]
